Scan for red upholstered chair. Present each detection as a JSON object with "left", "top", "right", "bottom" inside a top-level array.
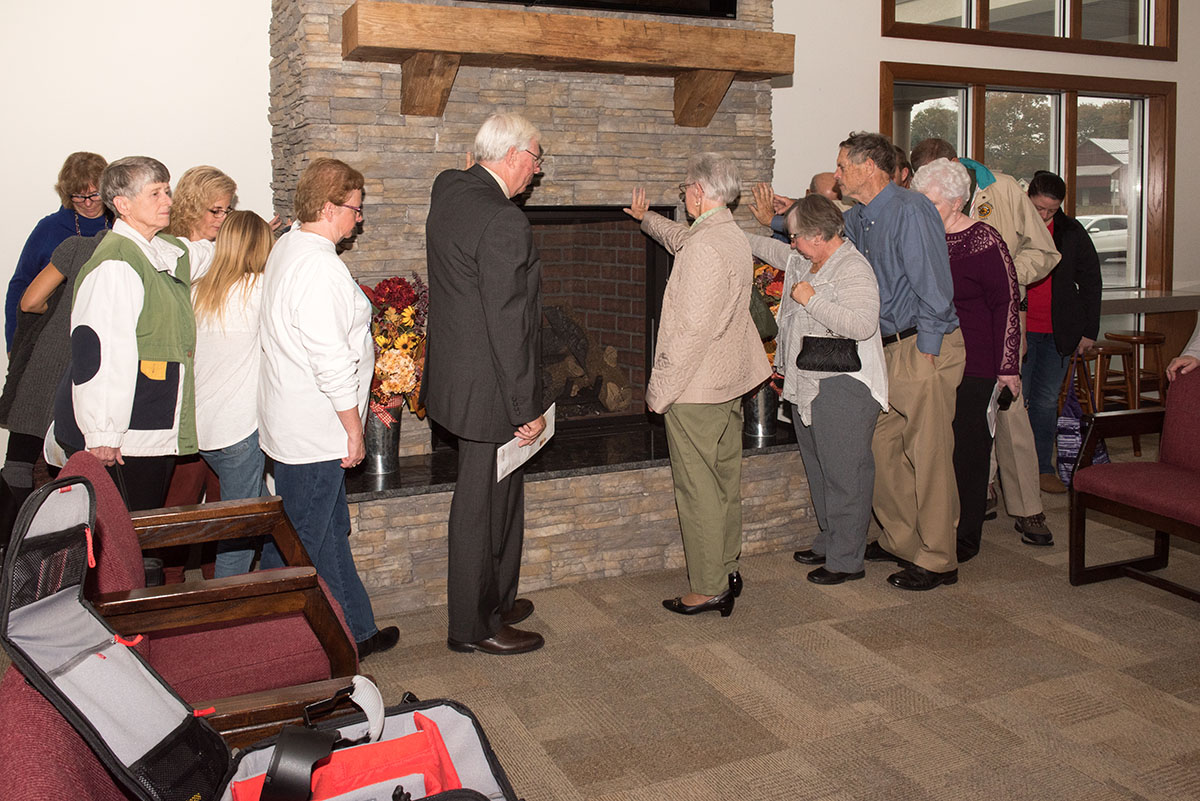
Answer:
[
  {"left": 0, "top": 666, "right": 132, "bottom": 801},
  {"left": 1069, "top": 367, "right": 1200, "bottom": 600},
  {"left": 60, "top": 451, "right": 361, "bottom": 746}
]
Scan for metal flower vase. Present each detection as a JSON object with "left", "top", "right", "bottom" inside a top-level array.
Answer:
[
  {"left": 364, "top": 409, "right": 402, "bottom": 474},
  {"left": 742, "top": 383, "right": 778, "bottom": 443}
]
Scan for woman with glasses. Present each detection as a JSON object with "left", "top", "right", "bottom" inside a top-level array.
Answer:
[
  {"left": 258, "top": 158, "right": 398, "bottom": 660},
  {"left": 159, "top": 166, "right": 238, "bottom": 508},
  {"left": 624, "top": 153, "right": 772, "bottom": 618},
  {"left": 5, "top": 152, "right": 109, "bottom": 351},
  {"left": 749, "top": 195, "right": 887, "bottom": 586},
  {"left": 168, "top": 166, "right": 237, "bottom": 243}
]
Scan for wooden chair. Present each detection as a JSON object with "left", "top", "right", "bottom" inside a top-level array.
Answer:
[
  {"left": 62, "top": 452, "right": 362, "bottom": 747},
  {"left": 1069, "top": 368, "right": 1200, "bottom": 601}
]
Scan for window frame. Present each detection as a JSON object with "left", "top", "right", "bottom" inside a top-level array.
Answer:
[
  {"left": 881, "top": 62, "right": 1176, "bottom": 290},
  {"left": 881, "top": 0, "right": 1178, "bottom": 62}
]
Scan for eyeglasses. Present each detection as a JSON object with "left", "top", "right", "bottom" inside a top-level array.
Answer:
[
  {"left": 524, "top": 149, "right": 545, "bottom": 168},
  {"left": 678, "top": 182, "right": 696, "bottom": 195},
  {"left": 788, "top": 233, "right": 802, "bottom": 242},
  {"left": 338, "top": 203, "right": 364, "bottom": 220},
  {"left": 71, "top": 192, "right": 101, "bottom": 203},
  {"left": 207, "top": 206, "right": 234, "bottom": 218}
]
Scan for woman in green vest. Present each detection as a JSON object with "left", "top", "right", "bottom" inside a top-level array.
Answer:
[{"left": 53, "top": 156, "right": 213, "bottom": 510}]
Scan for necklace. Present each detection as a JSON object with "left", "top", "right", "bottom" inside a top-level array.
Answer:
[{"left": 74, "top": 210, "right": 110, "bottom": 236}]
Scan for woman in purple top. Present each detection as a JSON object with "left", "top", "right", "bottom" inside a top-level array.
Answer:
[{"left": 913, "top": 158, "right": 1020, "bottom": 564}]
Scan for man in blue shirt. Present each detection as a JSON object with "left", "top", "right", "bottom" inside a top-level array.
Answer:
[{"left": 835, "top": 132, "right": 966, "bottom": 591}]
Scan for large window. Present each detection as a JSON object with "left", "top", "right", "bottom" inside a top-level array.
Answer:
[
  {"left": 883, "top": 0, "right": 1177, "bottom": 60},
  {"left": 884, "top": 63, "right": 1175, "bottom": 291}
]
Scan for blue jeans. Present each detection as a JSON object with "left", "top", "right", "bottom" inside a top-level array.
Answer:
[
  {"left": 260, "top": 459, "right": 378, "bottom": 643},
  {"left": 201, "top": 430, "right": 267, "bottom": 578},
  {"left": 1022, "top": 332, "right": 1071, "bottom": 476}
]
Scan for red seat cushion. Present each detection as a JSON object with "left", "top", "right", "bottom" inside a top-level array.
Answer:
[{"left": 1074, "top": 461, "right": 1200, "bottom": 528}]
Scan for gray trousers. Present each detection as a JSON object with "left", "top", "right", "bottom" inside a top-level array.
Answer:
[{"left": 793, "top": 375, "right": 879, "bottom": 574}]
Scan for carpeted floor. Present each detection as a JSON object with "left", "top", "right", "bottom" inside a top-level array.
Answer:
[{"left": 358, "top": 434, "right": 1200, "bottom": 801}]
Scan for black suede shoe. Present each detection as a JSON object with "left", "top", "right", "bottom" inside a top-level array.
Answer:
[
  {"left": 793, "top": 549, "right": 826, "bottom": 565},
  {"left": 728, "top": 571, "right": 743, "bottom": 598},
  {"left": 887, "top": 564, "right": 958, "bottom": 591},
  {"left": 864, "top": 541, "right": 908, "bottom": 565},
  {"left": 806, "top": 566, "right": 865, "bottom": 585},
  {"left": 662, "top": 589, "right": 734, "bottom": 617},
  {"left": 356, "top": 626, "right": 400, "bottom": 660}
]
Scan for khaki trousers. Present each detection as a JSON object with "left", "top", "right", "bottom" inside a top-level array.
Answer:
[
  {"left": 872, "top": 329, "right": 966, "bottom": 573},
  {"left": 664, "top": 398, "right": 744, "bottom": 596},
  {"left": 992, "top": 310, "right": 1044, "bottom": 517}
]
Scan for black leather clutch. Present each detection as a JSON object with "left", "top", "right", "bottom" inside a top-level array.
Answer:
[{"left": 794, "top": 335, "right": 861, "bottom": 372}]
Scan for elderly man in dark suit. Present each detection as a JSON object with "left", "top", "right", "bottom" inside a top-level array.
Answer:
[{"left": 424, "top": 112, "right": 547, "bottom": 655}]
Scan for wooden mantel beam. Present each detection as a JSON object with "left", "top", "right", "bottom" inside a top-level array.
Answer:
[{"left": 342, "top": 1, "right": 794, "bottom": 127}]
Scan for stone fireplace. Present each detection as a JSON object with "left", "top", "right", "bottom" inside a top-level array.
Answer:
[
  {"left": 270, "top": 0, "right": 782, "bottom": 454},
  {"left": 269, "top": 0, "right": 810, "bottom": 617}
]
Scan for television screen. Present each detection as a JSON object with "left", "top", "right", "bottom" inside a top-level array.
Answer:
[{"left": 477, "top": 0, "right": 736, "bottom": 20}]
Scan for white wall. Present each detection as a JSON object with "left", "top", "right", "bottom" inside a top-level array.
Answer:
[
  {"left": 1, "top": 1, "right": 1195, "bottom": 454},
  {"left": 772, "top": 0, "right": 1200, "bottom": 293}
]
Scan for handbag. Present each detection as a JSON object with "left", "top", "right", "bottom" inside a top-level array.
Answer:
[
  {"left": 1056, "top": 354, "right": 1110, "bottom": 486},
  {"left": 794, "top": 332, "right": 861, "bottom": 373},
  {"left": 749, "top": 286, "right": 778, "bottom": 340}
]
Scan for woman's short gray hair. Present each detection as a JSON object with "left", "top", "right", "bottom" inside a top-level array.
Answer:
[
  {"left": 473, "top": 112, "right": 541, "bottom": 163},
  {"left": 101, "top": 156, "right": 171, "bottom": 215},
  {"left": 786, "top": 194, "right": 845, "bottom": 241},
  {"left": 910, "top": 157, "right": 971, "bottom": 208},
  {"left": 686, "top": 152, "right": 740, "bottom": 205}
]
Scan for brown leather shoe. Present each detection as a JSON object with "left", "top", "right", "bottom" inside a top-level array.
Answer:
[
  {"left": 501, "top": 598, "right": 534, "bottom": 626},
  {"left": 1039, "top": 473, "right": 1067, "bottom": 494},
  {"left": 447, "top": 625, "right": 544, "bottom": 655}
]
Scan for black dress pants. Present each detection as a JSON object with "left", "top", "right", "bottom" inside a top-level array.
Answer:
[
  {"left": 954, "top": 376, "right": 996, "bottom": 559},
  {"left": 446, "top": 438, "right": 525, "bottom": 643}
]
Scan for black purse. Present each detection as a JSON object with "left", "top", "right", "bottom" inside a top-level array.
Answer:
[{"left": 794, "top": 333, "right": 861, "bottom": 372}]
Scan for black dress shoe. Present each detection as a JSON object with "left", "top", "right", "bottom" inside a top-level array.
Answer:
[
  {"left": 956, "top": 546, "right": 979, "bottom": 564},
  {"left": 501, "top": 598, "right": 534, "bottom": 625},
  {"left": 662, "top": 589, "right": 734, "bottom": 617},
  {"left": 793, "top": 549, "right": 826, "bottom": 565},
  {"left": 728, "top": 571, "right": 743, "bottom": 598},
  {"left": 806, "top": 566, "right": 865, "bottom": 585},
  {"left": 447, "top": 625, "right": 544, "bottom": 655},
  {"left": 356, "top": 626, "right": 400, "bottom": 660},
  {"left": 864, "top": 541, "right": 908, "bottom": 565},
  {"left": 887, "top": 564, "right": 958, "bottom": 591}
]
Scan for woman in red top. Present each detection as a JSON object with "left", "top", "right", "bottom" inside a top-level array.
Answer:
[{"left": 1024, "top": 171, "right": 1103, "bottom": 493}]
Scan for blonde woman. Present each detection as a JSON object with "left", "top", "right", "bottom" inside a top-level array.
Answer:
[
  {"left": 168, "top": 166, "right": 238, "bottom": 243},
  {"left": 193, "top": 210, "right": 271, "bottom": 576}
]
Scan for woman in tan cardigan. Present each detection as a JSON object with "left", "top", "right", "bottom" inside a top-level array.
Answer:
[{"left": 625, "top": 153, "right": 771, "bottom": 617}]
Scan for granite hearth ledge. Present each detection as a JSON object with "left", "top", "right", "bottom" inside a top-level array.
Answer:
[{"left": 345, "top": 424, "right": 798, "bottom": 502}]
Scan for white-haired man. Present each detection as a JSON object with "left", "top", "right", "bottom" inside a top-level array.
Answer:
[{"left": 424, "top": 112, "right": 546, "bottom": 655}]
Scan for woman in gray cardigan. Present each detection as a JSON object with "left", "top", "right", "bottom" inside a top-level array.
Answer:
[{"left": 749, "top": 195, "right": 887, "bottom": 584}]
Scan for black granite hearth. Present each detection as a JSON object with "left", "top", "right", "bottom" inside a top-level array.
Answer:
[{"left": 345, "top": 412, "right": 797, "bottom": 502}]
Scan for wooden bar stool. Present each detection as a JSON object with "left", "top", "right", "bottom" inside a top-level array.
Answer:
[
  {"left": 1104, "top": 329, "right": 1167, "bottom": 408},
  {"left": 1061, "top": 340, "right": 1142, "bottom": 454}
]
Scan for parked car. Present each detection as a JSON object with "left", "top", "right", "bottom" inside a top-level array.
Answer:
[{"left": 1076, "top": 214, "right": 1128, "bottom": 263}]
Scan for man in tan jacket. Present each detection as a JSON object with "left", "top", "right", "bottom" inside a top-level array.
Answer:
[{"left": 911, "top": 139, "right": 1061, "bottom": 546}]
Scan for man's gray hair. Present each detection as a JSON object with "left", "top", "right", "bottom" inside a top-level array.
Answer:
[
  {"left": 686, "top": 152, "right": 740, "bottom": 205},
  {"left": 838, "top": 132, "right": 897, "bottom": 176},
  {"left": 911, "top": 157, "right": 972, "bottom": 208},
  {"left": 473, "top": 112, "right": 542, "bottom": 163},
  {"left": 101, "top": 156, "right": 171, "bottom": 215}
]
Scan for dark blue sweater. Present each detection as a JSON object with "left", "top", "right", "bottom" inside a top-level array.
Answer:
[{"left": 7, "top": 206, "right": 108, "bottom": 348}]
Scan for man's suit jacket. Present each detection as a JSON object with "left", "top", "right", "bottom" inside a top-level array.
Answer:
[{"left": 424, "top": 164, "right": 542, "bottom": 443}]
